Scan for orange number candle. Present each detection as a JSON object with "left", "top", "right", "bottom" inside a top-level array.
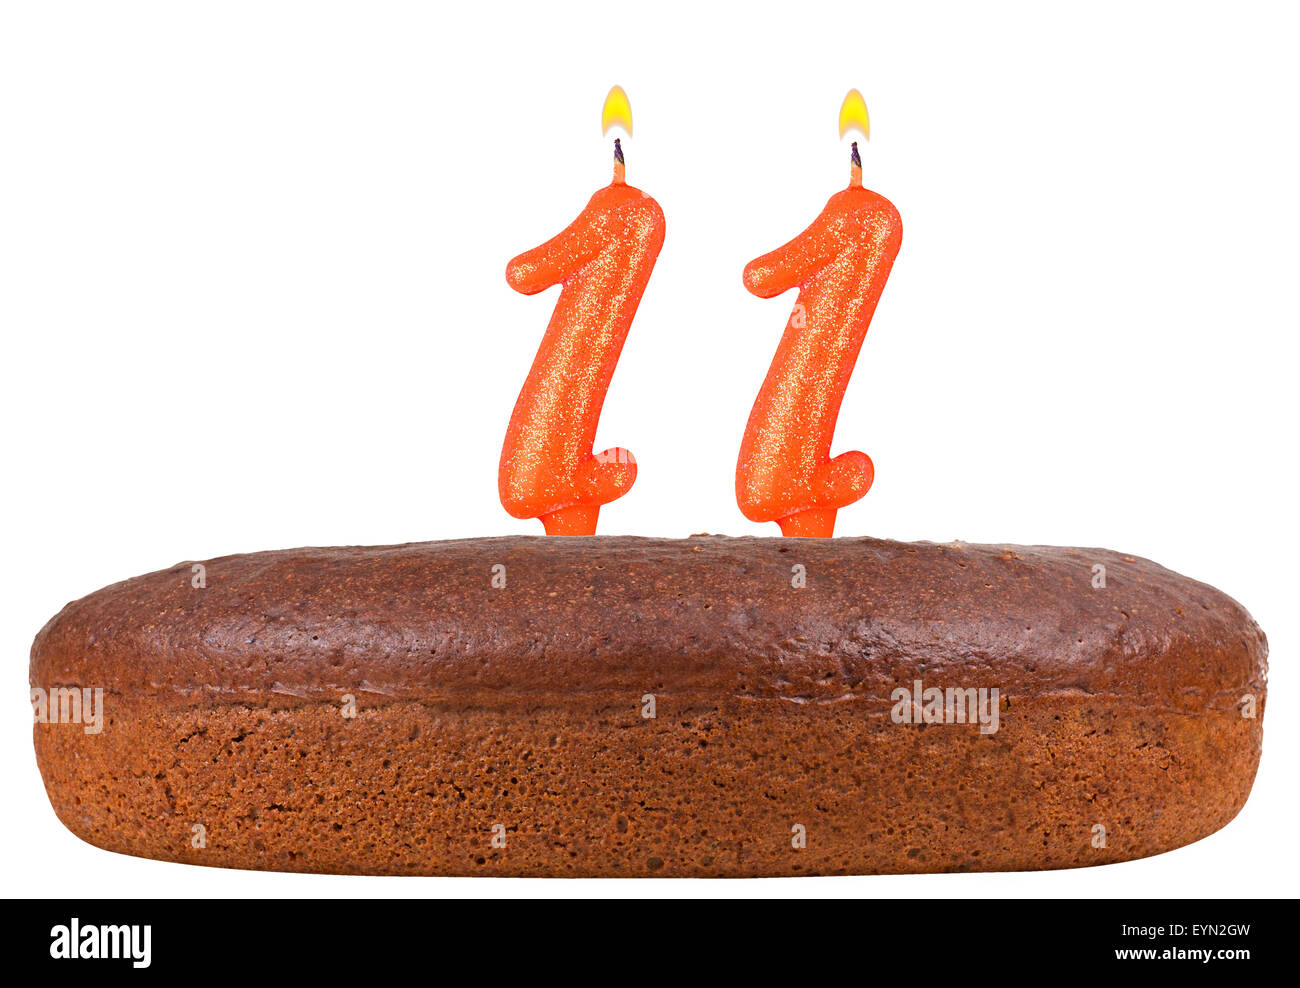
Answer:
[
  {"left": 500, "top": 87, "right": 665, "bottom": 535},
  {"left": 736, "top": 90, "right": 902, "bottom": 538}
]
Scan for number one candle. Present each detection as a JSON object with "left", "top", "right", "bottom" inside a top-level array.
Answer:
[
  {"left": 735, "top": 90, "right": 903, "bottom": 538},
  {"left": 499, "top": 86, "right": 666, "bottom": 536}
]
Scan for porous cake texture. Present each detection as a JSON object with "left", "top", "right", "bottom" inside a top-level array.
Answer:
[{"left": 31, "top": 536, "right": 1266, "bottom": 876}]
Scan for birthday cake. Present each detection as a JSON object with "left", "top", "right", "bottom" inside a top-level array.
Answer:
[
  {"left": 29, "top": 89, "right": 1267, "bottom": 877},
  {"left": 31, "top": 535, "right": 1265, "bottom": 876}
]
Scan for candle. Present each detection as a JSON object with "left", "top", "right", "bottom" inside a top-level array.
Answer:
[
  {"left": 735, "top": 90, "right": 902, "bottom": 538},
  {"left": 499, "top": 88, "right": 665, "bottom": 535}
]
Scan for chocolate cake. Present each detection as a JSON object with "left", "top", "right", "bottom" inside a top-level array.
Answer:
[{"left": 31, "top": 535, "right": 1266, "bottom": 876}]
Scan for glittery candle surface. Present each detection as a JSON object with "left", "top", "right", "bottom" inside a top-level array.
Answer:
[
  {"left": 500, "top": 181, "right": 665, "bottom": 535},
  {"left": 736, "top": 184, "right": 902, "bottom": 537}
]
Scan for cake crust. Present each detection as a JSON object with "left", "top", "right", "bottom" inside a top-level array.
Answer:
[{"left": 31, "top": 536, "right": 1267, "bottom": 876}]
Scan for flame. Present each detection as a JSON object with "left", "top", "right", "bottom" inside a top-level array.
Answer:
[
  {"left": 601, "top": 85, "right": 633, "bottom": 136},
  {"left": 838, "top": 89, "right": 870, "bottom": 140}
]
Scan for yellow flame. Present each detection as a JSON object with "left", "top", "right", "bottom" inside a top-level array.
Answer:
[
  {"left": 601, "top": 85, "right": 633, "bottom": 136},
  {"left": 838, "top": 88, "right": 870, "bottom": 140}
]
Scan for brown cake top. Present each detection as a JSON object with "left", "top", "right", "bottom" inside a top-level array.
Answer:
[{"left": 31, "top": 536, "right": 1266, "bottom": 712}]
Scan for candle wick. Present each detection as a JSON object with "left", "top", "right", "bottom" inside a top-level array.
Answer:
[
  {"left": 849, "top": 141, "right": 863, "bottom": 188},
  {"left": 613, "top": 138, "right": 626, "bottom": 184}
]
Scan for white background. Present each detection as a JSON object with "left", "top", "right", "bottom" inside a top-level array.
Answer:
[{"left": 2, "top": 1, "right": 1295, "bottom": 898}]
